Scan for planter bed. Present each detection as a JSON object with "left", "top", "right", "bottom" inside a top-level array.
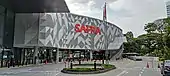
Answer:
[{"left": 61, "top": 64, "right": 116, "bottom": 74}]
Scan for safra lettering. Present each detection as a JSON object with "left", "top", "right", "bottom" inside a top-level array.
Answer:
[{"left": 75, "top": 24, "right": 101, "bottom": 35}]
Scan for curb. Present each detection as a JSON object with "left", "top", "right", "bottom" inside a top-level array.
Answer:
[
  {"left": 61, "top": 64, "right": 116, "bottom": 74},
  {"left": 61, "top": 67, "right": 116, "bottom": 74},
  {"left": 0, "top": 63, "right": 53, "bottom": 70}
]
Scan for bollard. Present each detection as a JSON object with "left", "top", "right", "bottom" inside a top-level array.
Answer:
[
  {"left": 102, "top": 59, "right": 104, "bottom": 64},
  {"left": 70, "top": 61, "right": 73, "bottom": 69},
  {"left": 64, "top": 61, "right": 66, "bottom": 68},
  {"left": 7, "top": 61, "right": 10, "bottom": 68},
  {"left": 158, "top": 63, "right": 160, "bottom": 68},
  {"left": 13, "top": 61, "right": 15, "bottom": 67},
  {"left": 147, "top": 62, "right": 149, "bottom": 68},
  {"left": 79, "top": 59, "right": 81, "bottom": 65},
  {"left": 94, "top": 60, "right": 96, "bottom": 71},
  {"left": 17, "top": 61, "right": 19, "bottom": 67}
]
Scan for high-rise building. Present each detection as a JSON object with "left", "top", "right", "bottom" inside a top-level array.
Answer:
[{"left": 166, "top": 1, "right": 170, "bottom": 17}]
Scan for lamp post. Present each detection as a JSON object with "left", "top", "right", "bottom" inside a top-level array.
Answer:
[
  {"left": 102, "top": 51, "right": 105, "bottom": 64},
  {"left": 53, "top": 49, "right": 56, "bottom": 63},
  {"left": 70, "top": 61, "right": 73, "bottom": 69},
  {"left": 94, "top": 60, "right": 96, "bottom": 71},
  {"left": 44, "top": 49, "right": 47, "bottom": 63},
  {"left": 32, "top": 49, "right": 34, "bottom": 64}
]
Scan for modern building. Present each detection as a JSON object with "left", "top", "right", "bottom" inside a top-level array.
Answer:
[
  {"left": 153, "top": 19, "right": 165, "bottom": 32},
  {"left": 0, "top": 0, "right": 126, "bottom": 67},
  {"left": 166, "top": 1, "right": 170, "bottom": 17}
]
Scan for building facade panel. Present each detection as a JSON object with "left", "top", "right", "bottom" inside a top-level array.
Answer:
[
  {"left": 167, "top": 1, "right": 170, "bottom": 17},
  {"left": 14, "top": 13, "right": 39, "bottom": 47},
  {"left": 106, "top": 22, "right": 124, "bottom": 50},
  {"left": 14, "top": 13, "right": 124, "bottom": 50},
  {"left": 38, "top": 13, "right": 123, "bottom": 50}
]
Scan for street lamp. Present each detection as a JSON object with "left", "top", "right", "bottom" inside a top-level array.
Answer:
[
  {"left": 53, "top": 50, "right": 56, "bottom": 52},
  {"left": 32, "top": 49, "right": 34, "bottom": 52}
]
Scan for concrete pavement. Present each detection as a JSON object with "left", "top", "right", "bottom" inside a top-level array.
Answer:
[
  {"left": 58, "top": 58, "right": 162, "bottom": 76},
  {"left": 0, "top": 57, "right": 162, "bottom": 76}
]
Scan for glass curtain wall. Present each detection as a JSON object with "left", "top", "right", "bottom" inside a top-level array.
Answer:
[
  {"left": 0, "top": 5, "right": 15, "bottom": 67},
  {"left": 0, "top": 5, "right": 5, "bottom": 45},
  {"left": 0, "top": 5, "right": 5, "bottom": 67}
]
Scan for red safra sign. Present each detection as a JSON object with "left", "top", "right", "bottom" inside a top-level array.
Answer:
[{"left": 75, "top": 24, "right": 101, "bottom": 35}]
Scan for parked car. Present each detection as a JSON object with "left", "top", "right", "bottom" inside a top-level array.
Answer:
[
  {"left": 161, "top": 60, "right": 170, "bottom": 76},
  {"left": 134, "top": 56, "right": 142, "bottom": 61},
  {"left": 128, "top": 56, "right": 142, "bottom": 61}
]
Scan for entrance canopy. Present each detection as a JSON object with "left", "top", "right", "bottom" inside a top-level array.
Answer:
[{"left": 0, "top": 0, "right": 70, "bottom": 13}]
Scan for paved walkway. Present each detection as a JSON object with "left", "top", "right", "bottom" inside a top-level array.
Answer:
[
  {"left": 0, "top": 63, "right": 54, "bottom": 70},
  {"left": 0, "top": 58, "right": 140, "bottom": 76}
]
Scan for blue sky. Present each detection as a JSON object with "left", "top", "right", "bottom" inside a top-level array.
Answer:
[{"left": 65, "top": 0, "right": 167, "bottom": 37}]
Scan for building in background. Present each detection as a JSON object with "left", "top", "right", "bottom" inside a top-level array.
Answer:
[
  {"left": 166, "top": 1, "right": 170, "bottom": 17},
  {"left": 0, "top": 0, "right": 126, "bottom": 67}
]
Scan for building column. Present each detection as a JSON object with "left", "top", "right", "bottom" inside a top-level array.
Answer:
[
  {"left": 90, "top": 50, "right": 93, "bottom": 60},
  {"left": 33, "top": 47, "right": 39, "bottom": 64},
  {"left": 25, "top": 49, "right": 28, "bottom": 65},
  {"left": 21, "top": 48, "right": 24, "bottom": 66},
  {"left": 50, "top": 49, "right": 53, "bottom": 63},
  {"left": 105, "top": 50, "right": 109, "bottom": 64},
  {"left": 0, "top": 47, "right": 1, "bottom": 67},
  {"left": 84, "top": 50, "right": 86, "bottom": 59},
  {"left": 1, "top": 47, "right": 4, "bottom": 67},
  {"left": 56, "top": 48, "right": 59, "bottom": 63}
]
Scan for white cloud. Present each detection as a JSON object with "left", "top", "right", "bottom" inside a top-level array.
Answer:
[{"left": 65, "top": 0, "right": 167, "bottom": 37}]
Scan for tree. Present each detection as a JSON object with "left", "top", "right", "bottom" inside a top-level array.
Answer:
[
  {"left": 123, "top": 31, "right": 140, "bottom": 53},
  {"left": 123, "top": 17, "right": 170, "bottom": 58},
  {"left": 124, "top": 31, "right": 134, "bottom": 42},
  {"left": 140, "top": 18, "right": 170, "bottom": 58},
  {"left": 144, "top": 23, "right": 157, "bottom": 33},
  {"left": 163, "top": 25, "right": 170, "bottom": 48}
]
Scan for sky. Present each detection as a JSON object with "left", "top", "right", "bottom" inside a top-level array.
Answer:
[{"left": 65, "top": 0, "right": 168, "bottom": 37}]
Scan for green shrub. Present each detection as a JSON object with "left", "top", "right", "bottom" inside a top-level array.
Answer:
[
  {"left": 102, "top": 64, "right": 115, "bottom": 69},
  {"left": 73, "top": 64, "right": 101, "bottom": 66},
  {"left": 63, "top": 64, "right": 116, "bottom": 72},
  {"left": 159, "top": 57, "right": 165, "bottom": 61},
  {"left": 63, "top": 68, "right": 98, "bottom": 72}
]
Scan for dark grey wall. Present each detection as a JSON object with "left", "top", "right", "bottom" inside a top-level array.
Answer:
[
  {"left": 0, "top": 4, "right": 15, "bottom": 48},
  {"left": 0, "top": 15, "right": 4, "bottom": 45},
  {"left": 14, "top": 13, "right": 39, "bottom": 47},
  {"left": 0, "top": 6, "right": 5, "bottom": 45},
  {"left": 0, "top": 0, "right": 70, "bottom": 13},
  {"left": 0, "top": 0, "right": 13, "bottom": 11},
  {"left": 3, "top": 9, "right": 15, "bottom": 48}
]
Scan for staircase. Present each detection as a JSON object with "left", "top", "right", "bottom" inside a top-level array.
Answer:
[{"left": 110, "top": 47, "right": 123, "bottom": 60}]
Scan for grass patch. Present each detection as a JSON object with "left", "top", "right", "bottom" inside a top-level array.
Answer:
[
  {"left": 102, "top": 64, "right": 116, "bottom": 69},
  {"left": 62, "top": 64, "right": 116, "bottom": 73},
  {"left": 73, "top": 64, "right": 101, "bottom": 66},
  {"left": 63, "top": 68, "right": 99, "bottom": 72}
]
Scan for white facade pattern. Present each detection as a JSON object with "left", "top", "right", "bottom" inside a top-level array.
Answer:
[
  {"left": 14, "top": 13, "right": 125, "bottom": 50},
  {"left": 167, "top": 1, "right": 170, "bottom": 17}
]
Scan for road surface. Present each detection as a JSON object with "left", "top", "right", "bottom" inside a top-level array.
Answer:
[{"left": 0, "top": 57, "right": 162, "bottom": 76}]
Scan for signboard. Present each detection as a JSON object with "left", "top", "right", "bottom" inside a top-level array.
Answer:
[
  {"left": 69, "top": 54, "right": 73, "bottom": 58},
  {"left": 75, "top": 24, "right": 101, "bottom": 35}
]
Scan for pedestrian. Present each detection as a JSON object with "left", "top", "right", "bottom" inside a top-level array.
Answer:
[
  {"left": 7, "top": 60, "right": 10, "bottom": 68},
  {"left": 13, "top": 60, "right": 15, "bottom": 67}
]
